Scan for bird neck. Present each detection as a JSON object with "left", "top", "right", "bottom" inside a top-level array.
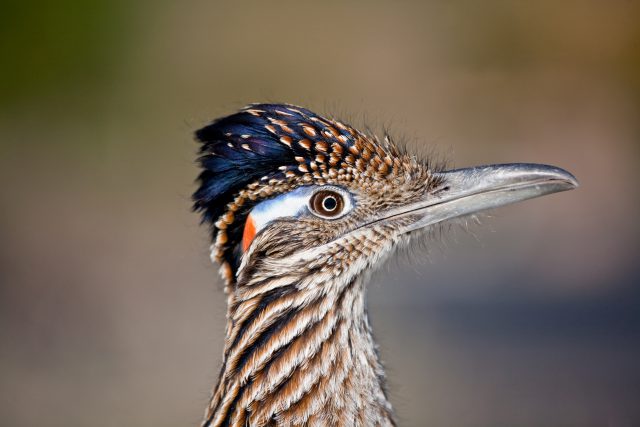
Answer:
[{"left": 203, "top": 274, "right": 395, "bottom": 427}]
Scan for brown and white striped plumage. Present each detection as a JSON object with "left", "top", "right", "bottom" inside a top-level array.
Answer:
[{"left": 193, "top": 104, "right": 578, "bottom": 427}]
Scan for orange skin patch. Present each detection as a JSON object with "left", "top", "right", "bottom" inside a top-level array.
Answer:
[{"left": 242, "top": 214, "right": 257, "bottom": 252}]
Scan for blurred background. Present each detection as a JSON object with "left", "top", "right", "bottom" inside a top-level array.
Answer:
[{"left": 1, "top": 1, "right": 639, "bottom": 426}]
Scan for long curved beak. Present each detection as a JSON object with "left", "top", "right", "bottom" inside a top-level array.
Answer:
[{"left": 402, "top": 163, "right": 578, "bottom": 233}]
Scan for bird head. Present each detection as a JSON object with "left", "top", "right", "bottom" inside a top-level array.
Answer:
[{"left": 193, "top": 104, "right": 577, "bottom": 292}]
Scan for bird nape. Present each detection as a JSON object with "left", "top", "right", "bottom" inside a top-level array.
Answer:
[{"left": 192, "top": 103, "right": 578, "bottom": 427}]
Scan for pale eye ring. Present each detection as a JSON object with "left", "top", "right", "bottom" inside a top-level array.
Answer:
[{"left": 308, "top": 188, "right": 350, "bottom": 219}]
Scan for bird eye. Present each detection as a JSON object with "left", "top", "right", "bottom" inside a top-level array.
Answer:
[{"left": 309, "top": 189, "right": 346, "bottom": 219}]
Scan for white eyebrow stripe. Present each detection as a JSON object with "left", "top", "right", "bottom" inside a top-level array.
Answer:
[{"left": 250, "top": 186, "right": 314, "bottom": 232}]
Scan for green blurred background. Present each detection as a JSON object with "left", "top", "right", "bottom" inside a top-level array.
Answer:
[{"left": 1, "top": 1, "right": 639, "bottom": 426}]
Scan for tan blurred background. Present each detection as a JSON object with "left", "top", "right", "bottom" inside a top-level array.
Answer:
[{"left": 1, "top": 1, "right": 639, "bottom": 426}]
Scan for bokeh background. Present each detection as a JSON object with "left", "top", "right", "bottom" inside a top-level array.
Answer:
[{"left": 1, "top": 1, "right": 639, "bottom": 426}]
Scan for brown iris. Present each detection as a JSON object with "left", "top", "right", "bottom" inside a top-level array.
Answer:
[{"left": 309, "top": 190, "right": 344, "bottom": 218}]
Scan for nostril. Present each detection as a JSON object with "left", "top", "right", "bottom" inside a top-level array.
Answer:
[{"left": 432, "top": 185, "right": 450, "bottom": 195}]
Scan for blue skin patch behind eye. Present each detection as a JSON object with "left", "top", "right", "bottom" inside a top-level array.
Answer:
[{"left": 250, "top": 186, "right": 315, "bottom": 232}]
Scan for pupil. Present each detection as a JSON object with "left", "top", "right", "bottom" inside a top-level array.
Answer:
[{"left": 323, "top": 196, "right": 337, "bottom": 211}]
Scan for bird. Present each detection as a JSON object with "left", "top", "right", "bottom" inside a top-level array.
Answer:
[{"left": 192, "top": 103, "right": 578, "bottom": 427}]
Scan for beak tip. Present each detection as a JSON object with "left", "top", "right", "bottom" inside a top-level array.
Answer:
[
  {"left": 549, "top": 167, "right": 579, "bottom": 191},
  {"left": 501, "top": 163, "right": 579, "bottom": 192}
]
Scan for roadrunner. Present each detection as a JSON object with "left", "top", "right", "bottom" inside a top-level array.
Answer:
[{"left": 193, "top": 104, "right": 578, "bottom": 427}]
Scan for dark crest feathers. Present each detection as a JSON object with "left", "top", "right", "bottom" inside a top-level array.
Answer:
[{"left": 194, "top": 104, "right": 298, "bottom": 223}]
